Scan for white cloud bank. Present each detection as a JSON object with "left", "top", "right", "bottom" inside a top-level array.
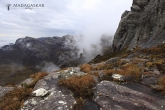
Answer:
[{"left": 0, "top": 0, "right": 132, "bottom": 47}]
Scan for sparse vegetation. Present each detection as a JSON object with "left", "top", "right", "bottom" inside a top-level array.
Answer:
[
  {"left": 27, "top": 72, "right": 48, "bottom": 88},
  {"left": 58, "top": 74, "right": 96, "bottom": 110},
  {"left": 0, "top": 65, "right": 38, "bottom": 86},
  {"left": 119, "top": 63, "right": 143, "bottom": 79},
  {"left": 0, "top": 72, "right": 48, "bottom": 110},
  {"left": 0, "top": 87, "right": 32, "bottom": 110},
  {"left": 79, "top": 64, "right": 93, "bottom": 73},
  {"left": 158, "top": 76, "right": 165, "bottom": 94},
  {"left": 58, "top": 74, "right": 95, "bottom": 98},
  {"left": 89, "top": 48, "right": 131, "bottom": 63}
]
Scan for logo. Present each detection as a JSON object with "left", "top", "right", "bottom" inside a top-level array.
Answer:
[
  {"left": 6, "top": 4, "right": 11, "bottom": 11},
  {"left": 6, "top": 3, "right": 44, "bottom": 11}
]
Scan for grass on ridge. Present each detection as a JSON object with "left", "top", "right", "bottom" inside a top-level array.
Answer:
[{"left": 0, "top": 72, "right": 48, "bottom": 110}]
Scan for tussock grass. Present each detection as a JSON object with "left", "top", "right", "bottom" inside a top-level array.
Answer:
[
  {"left": 58, "top": 74, "right": 95, "bottom": 98},
  {"left": 79, "top": 64, "right": 93, "bottom": 73},
  {"left": 0, "top": 72, "right": 48, "bottom": 110},
  {"left": 58, "top": 74, "right": 96, "bottom": 110},
  {"left": 0, "top": 87, "right": 32, "bottom": 110}
]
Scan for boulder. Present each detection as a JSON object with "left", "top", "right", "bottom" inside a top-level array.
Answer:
[{"left": 93, "top": 81, "right": 165, "bottom": 110}]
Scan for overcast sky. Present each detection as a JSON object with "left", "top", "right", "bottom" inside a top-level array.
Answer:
[{"left": 0, "top": 0, "right": 132, "bottom": 47}]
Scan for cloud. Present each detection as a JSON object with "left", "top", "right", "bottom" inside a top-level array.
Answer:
[
  {"left": 40, "top": 62, "right": 60, "bottom": 72},
  {"left": 0, "top": 0, "right": 133, "bottom": 46}
]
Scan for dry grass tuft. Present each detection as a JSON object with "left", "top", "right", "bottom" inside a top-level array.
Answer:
[
  {"left": 58, "top": 74, "right": 96, "bottom": 110},
  {"left": 58, "top": 74, "right": 95, "bottom": 99},
  {"left": 27, "top": 72, "right": 48, "bottom": 88},
  {"left": 158, "top": 76, "right": 165, "bottom": 94},
  {"left": 92, "top": 63, "right": 105, "bottom": 70},
  {"left": 0, "top": 72, "right": 48, "bottom": 110},
  {"left": 79, "top": 64, "right": 93, "bottom": 73},
  {"left": 119, "top": 63, "right": 142, "bottom": 79},
  {"left": 0, "top": 87, "right": 32, "bottom": 110}
]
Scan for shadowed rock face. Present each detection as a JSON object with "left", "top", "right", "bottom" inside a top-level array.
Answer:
[
  {"left": 93, "top": 81, "right": 165, "bottom": 110},
  {"left": 113, "top": 0, "right": 165, "bottom": 51},
  {"left": 0, "top": 35, "right": 80, "bottom": 68}
]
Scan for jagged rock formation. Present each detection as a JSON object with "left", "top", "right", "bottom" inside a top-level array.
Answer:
[
  {"left": 0, "top": 35, "right": 81, "bottom": 68},
  {"left": 113, "top": 0, "right": 165, "bottom": 51}
]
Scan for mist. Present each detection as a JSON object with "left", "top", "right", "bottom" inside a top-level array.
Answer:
[
  {"left": 64, "top": 33, "right": 113, "bottom": 63},
  {"left": 40, "top": 62, "right": 60, "bottom": 73}
]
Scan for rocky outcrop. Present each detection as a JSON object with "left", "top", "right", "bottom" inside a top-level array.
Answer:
[
  {"left": 113, "top": 0, "right": 165, "bottom": 50},
  {"left": 0, "top": 35, "right": 80, "bottom": 68},
  {"left": 21, "top": 67, "right": 86, "bottom": 110},
  {"left": 19, "top": 64, "right": 165, "bottom": 110},
  {"left": 93, "top": 81, "right": 165, "bottom": 110}
]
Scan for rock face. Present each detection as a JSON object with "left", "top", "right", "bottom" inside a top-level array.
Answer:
[
  {"left": 113, "top": 0, "right": 165, "bottom": 50},
  {"left": 93, "top": 81, "right": 165, "bottom": 110},
  {"left": 0, "top": 35, "right": 81, "bottom": 68},
  {"left": 0, "top": 86, "right": 13, "bottom": 100},
  {"left": 21, "top": 67, "right": 86, "bottom": 110}
]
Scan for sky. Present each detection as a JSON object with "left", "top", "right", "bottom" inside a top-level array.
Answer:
[{"left": 0, "top": 0, "right": 133, "bottom": 47}]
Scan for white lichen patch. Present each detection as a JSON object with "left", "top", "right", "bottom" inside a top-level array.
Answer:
[
  {"left": 112, "top": 74, "right": 123, "bottom": 80},
  {"left": 58, "top": 101, "right": 66, "bottom": 104},
  {"left": 32, "top": 88, "right": 49, "bottom": 97}
]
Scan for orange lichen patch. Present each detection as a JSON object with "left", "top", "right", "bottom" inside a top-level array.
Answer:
[
  {"left": 58, "top": 74, "right": 95, "bottom": 99},
  {"left": 158, "top": 76, "right": 165, "bottom": 94},
  {"left": 79, "top": 64, "right": 93, "bottom": 73}
]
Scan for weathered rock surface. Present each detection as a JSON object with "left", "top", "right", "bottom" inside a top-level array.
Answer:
[
  {"left": 93, "top": 81, "right": 165, "bottom": 110},
  {"left": 0, "top": 86, "right": 13, "bottom": 100},
  {"left": 113, "top": 0, "right": 165, "bottom": 50},
  {"left": 21, "top": 67, "right": 86, "bottom": 110}
]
